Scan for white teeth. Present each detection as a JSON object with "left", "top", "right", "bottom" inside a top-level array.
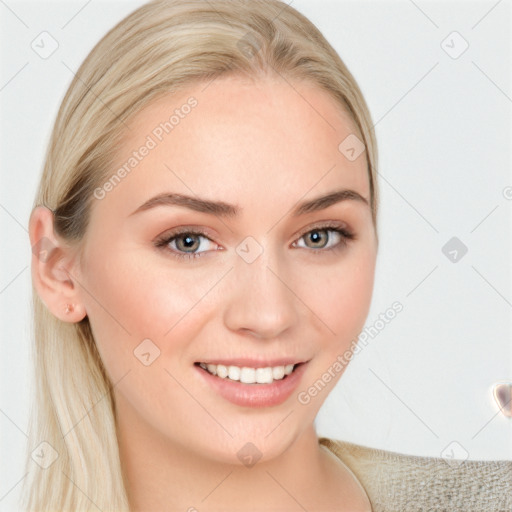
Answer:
[
  {"left": 228, "top": 365, "right": 240, "bottom": 381},
  {"left": 272, "top": 366, "right": 285, "bottom": 380},
  {"left": 216, "top": 364, "right": 228, "bottom": 379},
  {"left": 255, "top": 367, "right": 273, "bottom": 384},
  {"left": 199, "top": 362, "right": 298, "bottom": 384},
  {"left": 240, "top": 367, "right": 256, "bottom": 384}
]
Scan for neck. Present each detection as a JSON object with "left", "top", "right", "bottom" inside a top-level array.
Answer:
[{"left": 115, "top": 397, "right": 336, "bottom": 511}]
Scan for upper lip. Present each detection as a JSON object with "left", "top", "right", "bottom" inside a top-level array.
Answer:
[{"left": 195, "top": 358, "right": 309, "bottom": 368}]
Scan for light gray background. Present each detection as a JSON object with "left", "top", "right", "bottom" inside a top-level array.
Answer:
[{"left": 1, "top": 0, "right": 511, "bottom": 509}]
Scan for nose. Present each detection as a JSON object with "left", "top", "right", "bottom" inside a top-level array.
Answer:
[{"left": 222, "top": 246, "right": 299, "bottom": 340}]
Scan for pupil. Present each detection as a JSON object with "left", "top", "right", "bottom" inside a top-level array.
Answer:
[
  {"left": 179, "top": 234, "right": 198, "bottom": 251},
  {"left": 309, "top": 230, "right": 326, "bottom": 247}
]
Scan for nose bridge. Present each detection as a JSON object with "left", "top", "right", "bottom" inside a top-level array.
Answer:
[{"left": 222, "top": 237, "right": 298, "bottom": 338}]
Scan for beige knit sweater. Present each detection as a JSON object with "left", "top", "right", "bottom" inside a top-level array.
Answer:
[{"left": 319, "top": 437, "right": 512, "bottom": 512}]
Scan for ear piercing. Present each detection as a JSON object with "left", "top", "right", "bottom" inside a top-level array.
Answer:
[{"left": 64, "top": 303, "right": 74, "bottom": 314}]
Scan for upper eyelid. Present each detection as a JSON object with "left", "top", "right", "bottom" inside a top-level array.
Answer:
[
  {"left": 165, "top": 222, "right": 347, "bottom": 237},
  {"left": 295, "top": 222, "right": 349, "bottom": 237}
]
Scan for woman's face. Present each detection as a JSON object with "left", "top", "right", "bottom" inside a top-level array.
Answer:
[{"left": 76, "top": 74, "right": 378, "bottom": 464}]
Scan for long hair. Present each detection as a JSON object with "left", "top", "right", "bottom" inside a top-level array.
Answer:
[{"left": 23, "top": 1, "right": 379, "bottom": 509}]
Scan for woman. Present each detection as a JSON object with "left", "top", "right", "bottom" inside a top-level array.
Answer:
[{"left": 24, "top": 1, "right": 511, "bottom": 511}]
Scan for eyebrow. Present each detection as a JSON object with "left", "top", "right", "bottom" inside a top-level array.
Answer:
[{"left": 129, "top": 188, "right": 369, "bottom": 218}]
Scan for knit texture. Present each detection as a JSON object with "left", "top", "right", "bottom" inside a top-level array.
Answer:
[{"left": 319, "top": 437, "right": 512, "bottom": 512}]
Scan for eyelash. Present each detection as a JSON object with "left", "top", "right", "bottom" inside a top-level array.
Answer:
[{"left": 154, "top": 222, "right": 356, "bottom": 262}]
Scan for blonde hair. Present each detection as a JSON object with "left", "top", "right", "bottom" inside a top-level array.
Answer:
[{"left": 23, "top": 1, "right": 379, "bottom": 510}]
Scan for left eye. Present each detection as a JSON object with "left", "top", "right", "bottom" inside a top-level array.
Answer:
[
  {"left": 154, "top": 224, "right": 354, "bottom": 261},
  {"left": 172, "top": 232, "right": 214, "bottom": 253},
  {"left": 293, "top": 227, "right": 345, "bottom": 250}
]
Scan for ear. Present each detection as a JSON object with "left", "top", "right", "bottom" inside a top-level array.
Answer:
[{"left": 28, "top": 205, "right": 87, "bottom": 323}]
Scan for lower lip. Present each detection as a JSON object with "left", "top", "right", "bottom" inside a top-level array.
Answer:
[{"left": 195, "top": 362, "right": 309, "bottom": 408}]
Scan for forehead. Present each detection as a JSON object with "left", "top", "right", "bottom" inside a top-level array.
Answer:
[{"left": 97, "top": 74, "right": 370, "bottom": 221}]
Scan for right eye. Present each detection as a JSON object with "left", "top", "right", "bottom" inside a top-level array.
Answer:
[{"left": 154, "top": 229, "right": 220, "bottom": 261}]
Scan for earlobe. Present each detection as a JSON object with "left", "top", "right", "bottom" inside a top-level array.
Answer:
[{"left": 28, "top": 205, "right": 87, "bottom": 323}]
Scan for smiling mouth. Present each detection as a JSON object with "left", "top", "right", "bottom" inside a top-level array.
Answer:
[{"left": 194, "top": 362, "right": 303, "bottom": 385}]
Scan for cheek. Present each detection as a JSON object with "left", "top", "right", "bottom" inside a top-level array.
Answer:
[
  {"left": 81, "top": 250, "right": 208, "bottom": 422},
  {"left": 81, "top": 245, "right": 221, "bottom": 376},
  {"left": 302, "top": 244, "right": 376, "bottom": 351},
  {"left": 84, "top": 247, "right": 188, "bottom": 331},
  {"left": 293, "top": 247, "right": 376, "bottom": 400}
]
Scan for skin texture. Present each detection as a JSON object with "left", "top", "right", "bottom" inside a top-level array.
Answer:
[{"left": 29, "top": 74, "right": 377, "bottom": 511}]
